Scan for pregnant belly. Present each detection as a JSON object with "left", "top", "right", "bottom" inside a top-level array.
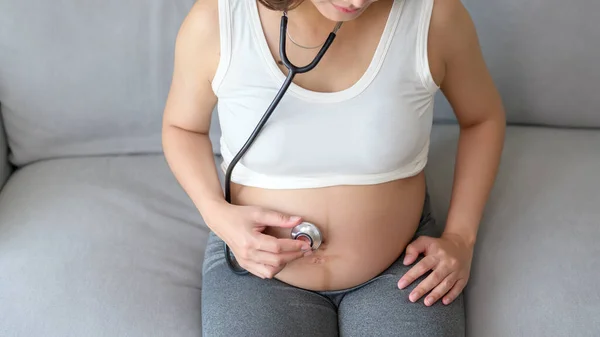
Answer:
[{"left": 230, "top": 171, "right": 427, "bottom": 291}]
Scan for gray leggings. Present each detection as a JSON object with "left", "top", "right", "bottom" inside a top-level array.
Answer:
[{"left": 201, "top": 195, "right": 465, "bottom": 336}]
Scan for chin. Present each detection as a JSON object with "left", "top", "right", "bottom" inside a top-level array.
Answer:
[{"left": 315, "top": 2, "right": 370, "bottom": 21}]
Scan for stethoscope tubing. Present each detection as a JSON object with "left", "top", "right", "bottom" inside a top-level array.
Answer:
[{"left": 222, "top": 12, "right": 340, "bottom": 275}]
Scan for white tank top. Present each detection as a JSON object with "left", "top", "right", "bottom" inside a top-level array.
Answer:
[{"left": 213, "top": 0, "right": 438, "bottom": 189}]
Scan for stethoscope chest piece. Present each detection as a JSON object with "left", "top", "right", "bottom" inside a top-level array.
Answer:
[{"left": 291, "top": 222, "right": 322, "bottom": 250}]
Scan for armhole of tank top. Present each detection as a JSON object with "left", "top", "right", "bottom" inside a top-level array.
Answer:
[
  {"left": 210, "top": 0, "right": 232, "bottom": 95},
  {"left": 416, "top": 0, "right": 439, "bottom": 95}
]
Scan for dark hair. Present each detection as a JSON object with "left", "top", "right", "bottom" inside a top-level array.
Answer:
[{"left": 257, "top": 0, "right": 304, "bottom": 11}]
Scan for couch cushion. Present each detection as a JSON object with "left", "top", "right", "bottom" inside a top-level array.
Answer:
[
  {"left": 0, "top": 111, "right": 12, "bottom": 189},
  {"left": 433, "top": 0, "right": 600, "bottom": 128},
  {"left": 0, "top": 155, "right": 211, "bottom": 337},
  {"left": 0, "top": 0, "right": 221, "bottom": 166},
  {"left": 425, "top": 125, "right": 600, "bottom": 337}
]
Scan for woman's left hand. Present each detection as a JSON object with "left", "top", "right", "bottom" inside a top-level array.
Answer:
[{"left": 397, "top": 233, "right": 474, "bottom": 306}]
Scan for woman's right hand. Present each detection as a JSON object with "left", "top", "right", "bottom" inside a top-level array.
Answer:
[{"left": 208, "top": 202, "right": 313, "bottom": 279}]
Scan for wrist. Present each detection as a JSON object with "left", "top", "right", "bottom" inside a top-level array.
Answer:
[
  {"left": 443, "top": 216, "right": 480, "bottom": 249},
  {"left": 442, "top": 230, "right": 477, "bottom": 249},
  {"left": 198, "top": 197, "right": 230, "bottom": 223}
]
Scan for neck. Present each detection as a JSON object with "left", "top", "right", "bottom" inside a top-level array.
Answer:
[{"left": 286, "top": 2, "right": 339, "bottom": 43}]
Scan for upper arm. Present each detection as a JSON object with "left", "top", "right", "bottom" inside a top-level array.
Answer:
[
  {"left": 428, "top": 0, "right": 505, "bottom": 127},
  {"left": 162, "top": 0, "right": 220, "bottom": 134}
]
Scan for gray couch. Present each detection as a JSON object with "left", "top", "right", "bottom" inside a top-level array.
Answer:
[{"left": 1, "top": 0, "right": 598, "bottom": 336}]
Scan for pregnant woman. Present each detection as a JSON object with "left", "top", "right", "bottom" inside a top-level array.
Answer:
[{"left": 162, "top": 0, "right": 505, "bottom": 335}]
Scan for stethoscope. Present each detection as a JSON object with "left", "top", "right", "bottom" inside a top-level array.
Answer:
[{"left": 222, "top": 11, "right": 343, "bottom": 275}]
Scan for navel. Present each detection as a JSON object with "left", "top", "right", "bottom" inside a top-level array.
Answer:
[{"left": 311, "top": 256, "right": 326, "bottom": 264}]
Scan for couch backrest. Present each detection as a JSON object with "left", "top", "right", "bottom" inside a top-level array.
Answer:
[
  {"left": 433, "top": 0, "right": 600, "bottom": 129},
  {"left": 1, "top": 1, "right": 598, "bottom": 167},
  {"left": 0, "top": 0, "right": 225, "bottom": 166}
]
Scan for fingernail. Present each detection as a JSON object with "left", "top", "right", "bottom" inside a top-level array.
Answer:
[
  {"left": 398, "top": 280, "right": 407, "bottom": 289},
  {"left": 403, "top": 255, "right": 411, "bottom": 265},
  {"left": 425, "top": 297, "right": 432, "bottom": 306},
  {"left": 290, "top": 216, "right": 301, "bottom": 222},
  {"left": 301, "top": 243, "right": 311, "bottom": 251},
  {"left": 409, "top": 292, "right": 418, "bottom": 302},
  {"left": 303, "top": 250, "right": 313, "bottom": 257}
]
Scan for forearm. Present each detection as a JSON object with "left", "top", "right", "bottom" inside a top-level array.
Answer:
[
  {"left": 443, "top": 117, "right": 505, "bottom": 247},
  {"left": 162, "top": 124, "right": 228, "bottom": 220}
]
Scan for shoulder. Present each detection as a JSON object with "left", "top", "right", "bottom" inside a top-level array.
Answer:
[
  {"left": 426, "top": 0, "right": 504, "bottom": 126},
  {"left": 174, "top": 0, "right": 221, "bottom": 79},
  {"left": 177, "top": 0, "right": 220, "bottom": 48},
  {"left": 425, "top": 0, "right": 482, "bottom": 85},
  {"left": 429, "top": 0, "right": 480, "bottom": 62}
]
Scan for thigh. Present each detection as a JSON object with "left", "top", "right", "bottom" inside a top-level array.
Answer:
[
  {"left": 201, "top": 233, "right": 338, "bottom": 337},
  {"left": 338, "top": 257, "right": 465, "bottom": 337}
]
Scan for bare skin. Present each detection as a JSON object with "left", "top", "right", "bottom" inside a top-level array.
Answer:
[
  {"left": 163, "top": 0, "right": 505, "bottom": 303},
  {"left": 231, "top": 173, "right": 427, "bottom": 290}
]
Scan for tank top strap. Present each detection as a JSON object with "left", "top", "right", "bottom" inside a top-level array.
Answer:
[
  {"left": 211, "top": 0, "right": 250, "bottom": 95},
  {"left": 380, "top": 0, "right": 438, "bottom": 94}
]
